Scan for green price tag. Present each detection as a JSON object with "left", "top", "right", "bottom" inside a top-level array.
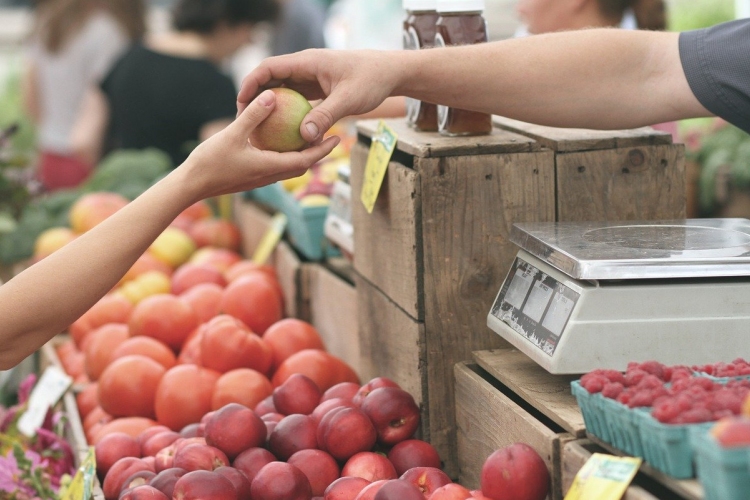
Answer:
[{"left": 361, "top": 121, "right": 398, "bottom": 214}]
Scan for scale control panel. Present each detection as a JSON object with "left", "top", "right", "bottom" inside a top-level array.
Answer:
[{"left": 490, "top": 256, "right": 580, "bottom": 356}]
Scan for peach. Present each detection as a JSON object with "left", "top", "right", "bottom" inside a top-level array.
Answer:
[
  {"left": 268, "top": 414, "right": 318, "bottom": 461},
  {"left": 172, "top": 470, "right": 236, "bottom": 500},
  {"left": 711, "top": 416, "right": 750, "bottom": 447},
  {"left": 189, "top": 218, "right": 242, "bottom": 252},
  {"left": 480, "top": 444, "right": 550, "bottom": 500},
  {"left": 323, "top": 476, "right": 371, "bottom": 500},
  {"left": 373, "top": 480, "right": 424, "bottom": 500},
  {"left": 250, "top": 461, "right": 313, "bottom": 500},
  {"left": 388, "top": 440, "right": 442, "bottom": 476},
  {"left": 250, "top": 88, "right": 312, "bottom": 153},
  {"left": 141, "top": 431, "right": 181, "bottom": 457},
  {"left": 353, "top": 378, "right": 400, "bottom": 406},
  {"left": 173, "top": 444, "right": 229, "bottom": 472},
  {"left": 148, "top": 467, "right": 187, "bottom": 498},
  {"left": 102, "top": 457, "right": 154, "bottom": 500},
  {"left": 154, "top": 444, "right": 177, "bottom": 473},
  {"left": 317, "top": 407, "right": 377, "bottom": 461},
  {"left": 180, "top": 423, "right": 203, "bottom": 438},
  {"left": 255, "top": 395, "right": 277, "bottom": 416},
  {"left": 429, "top": 484, "right": 472, "bottom": 500},
  {"left": 95, "top": 432, "right": 141, "bottom": 479},
  {"left": 205, "top": 403, "right": 267, "bottom": 459},
  {"left": 353, "top": 480, "right": 389, "bottom": 500},
  {"left": 214, "top": 466, "right": 252, "bottom": 500},
  {"left": 119, "top": 485, "right": 169, "bottom": 499},
  {"left": 69, "top": 192, "right": 128, "bottom": 234},
  {"left": 360, "top": 388, "right": 420, "bottom": 445},
  {"left": 322, "top": 382, "right": 360, "bottom": 402},
  {"left": 233, "top": 447, "right": 276, "bottom": 484},
  {"left": 312, "top": 398, "right": 357, "bottom": 425},
  {"left": 342, "top": 452, "right": 397, "bottom": 482},
  {"left": 287, "top": 449, "right": 340, "bottom": 497},
  {"left": 400, "top": 467, "right": 452, "bottom": 498},
  {"left": 273, "top": 373, "right": 322, "bottom": 415},
  {"left": 120, "top": 470, "right": 157, "bottom": 492}
]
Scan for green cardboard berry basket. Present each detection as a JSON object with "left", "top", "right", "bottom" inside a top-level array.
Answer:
[
  {"left": 571, "top": 381, "right": 612, "bottom": 444},
  {"left": 601, "top": 397, "right": 647, "bottom": 457},
  {"left": 693, "top": 427, "right": 750, "bottom": 500},
  {"left": 637, "top": 413, "right": 713, "bottom": 479}
]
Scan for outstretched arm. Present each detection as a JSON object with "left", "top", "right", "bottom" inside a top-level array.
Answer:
[
  {"left": 238, "top": 29, "right": 711, "bottom": 143},
  {"left": 0, "top": 90, "right": 339, "bottom": 369}
]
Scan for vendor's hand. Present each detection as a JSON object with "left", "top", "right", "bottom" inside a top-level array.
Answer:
[
  {"left": 237, "top": 49, "right": 399, "bottom": 143},
  {"left": 182, "top": 89, "right": 340, "bottom": 202}
]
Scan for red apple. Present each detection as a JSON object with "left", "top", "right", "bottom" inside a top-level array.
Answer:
[
  {"left": 312, "top": 398, "right": 357, "bottom": 425},
  {"left": 353, "top": 480, "right": 389, "bottom": 500},
  {"left": 273, "top": 373, "right": 322, "bottom": 415},
  {"left": 323, "top": 476, "right": 371, "bottom": 500},
  {"left": 180, "top": 423, "right": 203, "bottom": 438},
  {"left": 268, "top": 414, "right": 319, "bottom": 460},
  {"left": 322, "top": 382, "right": 360, "bottom": 402},
  {"left": 317, "top": 407, "right": 377, "bottom": 461},
  {"left": 353, "top": 378, "right": 400, "bottom": 406},
  {"left": 95, "top": 432, "right": 141, "bottom": 479},
  {"left": 250, "top": 461, "right": 313, "bottom": 500},
  {"left": 148, "top": 468, "right": 187, "bottom": 498},
  {"left": 388, "top": 440, "right": 442, "bottom": 476},
  {"left": 288, "top": 449, "right": 340, "bottom": 497},
  {"left": 102, "top": 457, "right": 154, "bottom": 500},
  {"left": 120, "top": 470, "right": 157, "bottom": 493},
  {"left": 172, "top": 470, "right": 236, "bottom": 500},
  {"left": 154, "top": 444, "right": 177, "bottom": 472},
  {"left": 142, "top": 431, "right": 181, "bottom": 457},
  {"left": 373, "top": 480, "right": 424, "bottom": 500},
  {"left": 205, "top": 403, "right": 267, "bottom": 459},
  {"left": 174, "top": 437, "right": 207, "bottom": 454},
  {"left": 480, "top": 444, "right": 549, "bottom": 500},
  {"left": 233, "top": 447, "right": 276, "bottom": 484},
  {"left": 429, "top": 484, "right": 472, "bottom": 500},
  {"left": 255, "top": 395, "right": 277, "bottom": 416},
  {"left": 400, "top": 467, "right": 452, "bottom": 498},
  {"left": 342, "top": 452, "right": 397, "bottom": 482},
  {"left": 173, "top": 443, "right": 229, "bottom": 472},
  {"left": 360, "top": 388, "right": 420, "bottom": 445},
  {"left": 215, "top": 466, "right": 252, "bottom": 500},
  {"left": 119, "top": 485, "right": 169, "bottom": 499}
]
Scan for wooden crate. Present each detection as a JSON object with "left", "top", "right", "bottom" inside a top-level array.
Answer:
[
  {"left": 305, "top": 262, "right": 360, "bottom": 375},
  {"left": 351, "top": 117, "right": 686, "bottom": 477},
  {"left": 233, "top": 195, "right": 313, "bottom": 320}
]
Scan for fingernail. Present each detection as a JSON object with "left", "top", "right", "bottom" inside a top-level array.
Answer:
[
  {"left": 305, "top": 122, "right": 319, "bottom": 139},
  {"left": 258, "top": 90, "right": 274, "bottom": 106}
]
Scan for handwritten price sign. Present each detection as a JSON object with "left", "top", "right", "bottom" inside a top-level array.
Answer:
[{"left": 361, "top": 121, "right": 398, "bottom": 214}]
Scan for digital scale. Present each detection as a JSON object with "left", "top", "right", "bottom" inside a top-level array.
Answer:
[{"left": 487, "top": 219, "right": 750, "bottom": 374}]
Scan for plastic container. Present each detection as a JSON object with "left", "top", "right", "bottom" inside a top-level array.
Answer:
[
  {"left": 434, "top": 0, "right": 491, "bottom": 136},
  {"left": 693, "top": 427, "right": 750, "bottom": 500},
  {"left": 403, "top": 0, "right": 439, "bottom": 131}
]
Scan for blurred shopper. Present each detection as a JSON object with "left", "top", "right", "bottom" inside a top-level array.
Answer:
[
  {"left": 23, "top": 0, "right": 146, "bottom": 191},
  {"left": 271, "top": 0, "right": 327, "bottom": 56},
  {"left": 72, "top": 0, "right": 279, "bottom": 168}
]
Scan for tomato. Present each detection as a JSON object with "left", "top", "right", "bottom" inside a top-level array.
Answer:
[
  {"left": 98, "top": 355, "right": 166, "bottom": 418},
  {"left": 179, "top": 200, "right": 213, "bottom": 222},
  {"left": 69, "top": 294, "right": 133, "bottom": 348},
  {"left": 188, "top": 219, "right": 242, "bottom": 252},
  {"left": 176, "top": 327, "right": 204, "bottom": 365},
  {"left": 179, "top": 283, "right": 223, "bottom": 324},
  {"left": 220, "top": 273, "right": 283, "bottom": 335},
  {"left": 211, "top": 368, "right": 273, "bottom": 411},
  {"left": 200, "top": 315, "right": 273, "bottom": 374},
  {"left": 263, "top": 319, "right": 326, "bottom": 371},
  {"left": 129, "top": 294, "right": 199, "bottom": 351},
  {"left": 120, "top": 253, "right": 173, "bottom": 286},
  {"left": 92, "top": 417, "right": 159, "bottom": 445},
  {"left": 111, "top": 336, "right": 177, "bottom": 370},
  {"left": 84, "top": 406, "right": 112, "bottom": 433},
  {"left": 84, "top": 324, "right": 130, "bottom": 381},
  {"left": 225, "top": 260, "right": 277, "bottom": 284},
  {"left": 272, "top": 349, "right": 360, "bottom": 391},
  {"left": 170, "top": 263, "right": 227, "bottom": 295},
  {"left": 76, "top": 382, "right": 99, "bottom": 420},
  {"left": 155, "top": 364, "right": 220, "bottom": 431}
]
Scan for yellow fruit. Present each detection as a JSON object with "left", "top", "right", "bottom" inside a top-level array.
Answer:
[
  {"left": 148, "top": 227, "right": 196, "bottom": 268},
  {"left": 33, "top": 227, "right": 76, "bottom": 260},
  {"left": 117, "top": 270, "right": 171, "bottom": 304},
  {"left": 281, "top": 170, "right": 312, "bottom": 192},
  {"left": 299, "top": 194, "right": 330, "bottom": 208},
  {"left": 250, "top": 88, "right": 313, "bottom": 152}
]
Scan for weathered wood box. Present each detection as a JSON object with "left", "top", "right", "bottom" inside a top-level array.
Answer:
[{"left": 351, "top": 118, "right": 685, "bottom": 476}]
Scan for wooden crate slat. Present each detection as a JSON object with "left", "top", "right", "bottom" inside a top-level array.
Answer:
[
  {"left": 419, "top": 150, "right": 556, "bottom": 476},
  {"left": 356, "top": 119, "right": 539, "bottom": 158},
  {"left": 556, "top": 145, "right": 687, "bottom": 221},
  {"left": 493, "top": 116, "right": 672, "bottom": 152},
  {"left": 351, "top": 143, "right": 424, "bottom": 320},
  {"left": 455, "top": 362, "right": 572, "bottom": 499},
  {"left": 473, "top": 349, "right": 586, "bottom": 438}
]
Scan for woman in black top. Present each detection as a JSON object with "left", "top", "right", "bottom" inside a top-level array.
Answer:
[{"left": 72, "top": 0, "right": 278, "bottom": 167}]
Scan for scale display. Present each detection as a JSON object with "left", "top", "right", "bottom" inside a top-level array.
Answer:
[{"left": 491, "top": 257, "right": 580, "bottom": 356}]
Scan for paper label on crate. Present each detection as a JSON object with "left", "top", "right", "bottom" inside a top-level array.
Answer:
[
  {"left": 60, "top": 447, "right": 96, "bottom": 500},
  {"left": 564, "top": 453, "right": 641, "bottom": 500},
  {"left": 252, "top": 213, "right": 288, "bottom": 265},
  {"left": 361, "top": 121, "right": 398, "bottom": 214},
  {"left": 17, "top": 366, "right": 72, "bottom": 437}
]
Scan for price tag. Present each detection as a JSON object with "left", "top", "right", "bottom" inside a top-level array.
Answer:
[
  {"left": 60, "top": 447, "right": 96, "bottom": 500},
  {"left": 17, "top": 366, "right": 72, "bottom": 437},
  {"left": 252, "top": 213, "right": 288, "bottom": 265},
  {"left": 564, "top": 453, "right": 642, "bottom": 500},
  {"left": 361, "top": 121, "right": 398, "bottom": 214}
]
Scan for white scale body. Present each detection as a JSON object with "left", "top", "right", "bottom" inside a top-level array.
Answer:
[
  {"left": 487, "top": 219, "right": 750, "bottom": 374},
  {"left": 324, "top": 164, "right": 354, "bottom": 256}
]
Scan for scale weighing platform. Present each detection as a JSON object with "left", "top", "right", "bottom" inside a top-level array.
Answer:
[{"left": 487, "top": 219, "right": 750, "bottom": 374}]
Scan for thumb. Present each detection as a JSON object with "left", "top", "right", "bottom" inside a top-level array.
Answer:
[
  {"left": 231, "top": 89, "right": 276, "bottom": 136},
  {"left": 300, "top": 96, "right": 348, "bottom": 143}
]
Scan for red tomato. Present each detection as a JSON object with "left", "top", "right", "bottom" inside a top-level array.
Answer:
[
  {"left": 155, "top": 364, "right": 220, "bottom": 431},
  {"left": 272, "top": 349, "right": 360, "bottom": 392},
  {"left": 98, "top": 355, "right": 166, "bottom": 419},
  {"left": 220, "top": 274, "right": 283, "bottom": 335},
  {"left": 200, "top": 315, "right": 273, "bottom": 374}
]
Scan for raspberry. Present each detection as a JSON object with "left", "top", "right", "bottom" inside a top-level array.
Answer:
[
  {"left": 581, "top": 374, "right": 608, "bottom": 394},
  {"left": 676, "top": 407, "right": 714, "bottom": 424},
  {"left": 689, "top": 377, "right": 718, "bottom": 391},
  {"left": 602, "top": 382, "right": 624, "bottom": 399},
  {"left": 709, "top": 390, "right": 743, "bottom": 414},
  {"left": 624, "top": 369, "right": 648, "bottom": 387},
  {"left": 635, "top": 374, "right": 664, "bottom": 391},
  {"left": 670, "top": 366, "right": 693, "bottom": 382},
  {"left": 713, "top": 410, "right": 735, "bottom": 421},
  {"left": 628, "top": 390, "right": 658, "bottom": 408},
  {"left": 652, "top": 399, "right": 681, "bottom": 423},
  {"left": 638, "top": 361, "right": 666, "bottom": 380},
  {"left": 616, "top": 391, "right": 632, "bottom": 405}
]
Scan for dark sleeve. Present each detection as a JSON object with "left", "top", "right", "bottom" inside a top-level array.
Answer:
[
  {"left": 679, "top": 19, "right": 750, "bottom": 133},
  {"left": 197, "top": 72, "right": 238, "bottom": 124}
]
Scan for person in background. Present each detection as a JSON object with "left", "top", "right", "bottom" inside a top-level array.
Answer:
[
  {"left": 0, "top": 89, "right": 340, "bottom": 370},
  {"left": 22, "top": 0, "right": 145, "bottom": 191},
  {"left": 71, "top": 0, "right": 278, "bottom": 168},
  {"left": 271, "top": 0, "right": 327, "bottom": 56}
]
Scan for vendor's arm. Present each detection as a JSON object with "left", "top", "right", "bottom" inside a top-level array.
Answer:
[
  {"left": 0, "top": 90, "right": 339, "bottom": 370},
  {"left": 238, "top": 28, "right": 710, "bottom": 143}
]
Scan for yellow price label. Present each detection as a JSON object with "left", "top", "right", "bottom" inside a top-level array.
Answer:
[
  {"left": 60, "top": 447, "right": 96, "bottom": 500},
  {"left": 564, "top": 453, "right": 641, "bottom": 500},
  {"left": 252, "top": 213, "right": 288, "bottom": 265},
  {"left": 361, "top": 121, "right": 398, "bottom": 214}
]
